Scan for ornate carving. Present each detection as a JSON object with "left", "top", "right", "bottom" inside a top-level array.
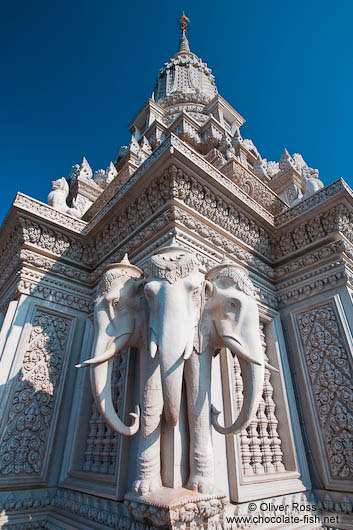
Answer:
[
  {"left": 0, "top": 489, "right": 51, "bottom": 512},
  {"left": 87, "top": 134, "right": 278, "bottom": 225},
  {"left": 296, "top": 303, "right": 353, "bottom": 479},
  {"left": 275, "top": 179, "right": 351, "bottom": 226},
  {"left": 278, "top": 268, "right": 347, "bottom": 307},
  {"left": 275, "top": 204, "right": 353, "bottom": 259},
  {"left": 275, "top": 240, "right": 349, "bottom": 279},
  {"left": 51, "top": 488, "right": 149, "bottom": 529},
  {"left": 19, "top": 249, "right": 92, "bottom": 285},
  {"left": 18, "top": 270, "right": 92, "bottom": 312},
  {"left": 124, "top": 493, "right": 225, "bottom": 528},
  {"left": 221, "top": 159, "right": 287, "bottom": 215},
  {"left": 14, "top": 193, "right": 86, "bottom": 232},
  {"left": 0, "top": 311, "right": 71, "bottom": 475},
  {"left": 21, "top": 218, "right": 85, "bottom": 264},
  {"left": 169, "top": 135, "right": 277, "bottom": 223},
  {"left": 315, "top": 489, "right": 353, "bottom": 514}
]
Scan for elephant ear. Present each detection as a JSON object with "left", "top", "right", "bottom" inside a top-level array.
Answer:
[
  {"left": 88, "top": 254, "right": 143, "bottom": 437},
  {"left": 198, "top": 279, "right": 217, "bottom": 356}
]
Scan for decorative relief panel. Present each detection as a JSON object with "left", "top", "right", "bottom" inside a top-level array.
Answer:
[
  {"left": 21, "top": 218, "right": 85, "bottom": 264},
  {"left": 275, "top": 204, "right": 353, "bottom": 260},
  {"left": 296, "top": 303, "right": 353, "bottom": 481},
  {"left": 82, "top": 350, "right": 129, "bottom": 474},
  {"left": 0, "top": 310, "right": 72, "bottom": 477},
  {"left": 275, "top": 178, "right": 352, "bottom": 226},
  {"left": 220, "top": 160, "right": 286, "bottom": 216},
  {"left": 14, "top": 193, "right": 86, "bottom": 232}
]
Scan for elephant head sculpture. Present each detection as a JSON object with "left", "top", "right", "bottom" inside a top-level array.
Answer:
[
  {"left": 77, "top": 255, "right": 145, "bottom": 436},
  {"left": 200, "top": 261, "right": 265, "bottom": 435},
  {"left": 144, "top": 244, "right": 203, "bottom": 427}
]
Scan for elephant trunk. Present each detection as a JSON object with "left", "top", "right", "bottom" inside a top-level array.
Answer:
[
  {"left": 148, "top": 298, "right": 191, "bottom": 427},
  {"left": 212, "top": 357, "right": 264, "bottom": 435},
  {"left": 159, "top": 343, "right": 185, "bottom": 427},
  {"left": 90, "top": 327, "right": 140, "bottom": 437},
  {"left": 211, "top": 328, "right": 264, "bottom": 435}
]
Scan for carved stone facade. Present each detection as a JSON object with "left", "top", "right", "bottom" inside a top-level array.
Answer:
[
  {"left": 295, "top": 302, "right": 353, "bottom": 486},
  {"left": 0, "top": 17, "right": 352, "bottom": 530}
]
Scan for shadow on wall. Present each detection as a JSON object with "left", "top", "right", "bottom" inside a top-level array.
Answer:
[{"left": 0, "top": 274, "right": 91, "bottom": 525}]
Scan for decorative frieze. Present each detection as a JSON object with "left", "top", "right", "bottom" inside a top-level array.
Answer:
[
  {"left": 18, "top": 269, "right": 92, "bottom": 313},
  {"left": 0, "top": 489, "right": 52, "bottom": 512},
  {"left": 277, "top": 262, "right": 347, "bottom": 307},
  {"left": 220, "top": 159, "right": 286, "bottom": 216},
  {"left": 87, "top": 134, "right": 278, "bottom": 226},
  {"left": 275, "top": 179, "right": 353, "bottom": 226},
  {"left": 274, "top": 204, "right": 353, "bottom": 260},
  {"left": 0, "top": 310, "right": 72, "bottom": 476},
  {"left": 21, "top": 218, "right": 86, "bottom": 264},
  {"left": 274, "top": 240, "right": 350, "bottom": 280},
  {"left": 296, "top": 303, "right": 353, "bottom": 482},
  {"left": 51, "top": 488, "right": 149, "bottom": 530},
  {"left": 20, "top": 249, "right": 92, "bottom": 285},
  {"left": 14, "top": 193, "right": 86, "bottom": 232}
]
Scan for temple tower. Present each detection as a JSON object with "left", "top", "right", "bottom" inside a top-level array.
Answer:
[{"left": 0, "top": 15, "right": 352, "bottom": 530}]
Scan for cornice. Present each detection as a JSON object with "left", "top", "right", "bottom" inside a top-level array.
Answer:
[
  {"left": 277, "top": 261, "right": 349, "bottom": 307},
  {"left": 275, "top": 178, "right": 353, "bottom": 227},
  {"left": 13, "top": 193, "right": 87, "bottom": 233},
  {"left": 274, "top": 239, "right": 353, "bottom": 281},
  {"left": 273, "top": 202, "right": 353, "bottom": 262},
  {"left": 18, "top": 267, "right": 93, "bottom": 312},
  {"left": 85, "top": 134, "right": 282, "bottom": 228},
  {"left": 85, "top": 135, "right": 174, "bottom": 223}
]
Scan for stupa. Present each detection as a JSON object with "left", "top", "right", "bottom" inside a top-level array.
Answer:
[{"left": 0, "top": 13, "right": 352, "bottom": 530}]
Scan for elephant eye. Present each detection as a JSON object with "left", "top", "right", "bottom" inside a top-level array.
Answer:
[
  {"left": 112, "top": 299, "right": 119, "bottom": 307},
  {"left": 227, "top": 298, "right": 240, "bottom": 311}
]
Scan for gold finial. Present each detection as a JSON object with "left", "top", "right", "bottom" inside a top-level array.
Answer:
[{"left": 179, "top": 12, "right": 190, "bottom": 35}]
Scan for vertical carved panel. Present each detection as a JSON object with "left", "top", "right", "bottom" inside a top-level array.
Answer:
[
  {"left": 233, "top": 322, "right": 286, "bottom": 475},
  {"left": 296, "top": 303, "right": 353, "bottom": 481},
  {"left": 0, "top": 310, "right": 71, "bottom": 476},
  {"left": 82, "top": 350, "right": 128, "bottom": 474}
]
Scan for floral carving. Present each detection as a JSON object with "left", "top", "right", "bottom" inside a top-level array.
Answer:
[
  {"left": 0, "top": 311, "right": 71, "bottom": 475},
  {"left": 275, "top": 204, "right": 353, "bottom": 259},
  {"left": 296, "top": 304, "right": 353, "bottom": 479}
]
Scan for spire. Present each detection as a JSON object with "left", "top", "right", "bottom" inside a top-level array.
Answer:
[
  {"left": 179, "top": 11, "right": 190, "bottom": 35},
  {"left": 153, "top": 15, "right": 217, "bottom": 105},
  {"left": 178, "top": 33, "right": 190, "bottom": 53},
  {"left": 177, "top": 12, "right": 191, "bottom": 54}
]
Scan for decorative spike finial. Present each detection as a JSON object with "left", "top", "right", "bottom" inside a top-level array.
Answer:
[
  {"left": 179, "top": 11, "right": 190, "bottom": 35},
  {"left": 120, "top": 253, "right": 130, "bottom": 265}
]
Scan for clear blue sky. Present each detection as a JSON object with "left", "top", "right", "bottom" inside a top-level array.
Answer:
[{"left": 1, "top": 0, "right": 352, "bottom": 223}]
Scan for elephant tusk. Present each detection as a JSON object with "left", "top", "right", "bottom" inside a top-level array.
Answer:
[
  {"left": 149, "top": 329, "right": 158, "bottom": 358},
  {"left": 265, "top": 361, "right": 280, "bottom": 374},
  {"left": 91, "top": 356, "right": 141, "bottom": 436},
  {"left": 221, "top": 334, "right": 262, "bottom": 367},
  {"left": 76, "top": 331, "right": 132, "bottom": 368}
]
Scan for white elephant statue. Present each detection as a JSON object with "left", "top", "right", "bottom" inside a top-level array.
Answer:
[{"left": 78, "top": 245, "right": 276, "bottom": 496}]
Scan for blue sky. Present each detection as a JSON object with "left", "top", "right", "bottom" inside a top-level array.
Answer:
[{"left": 1, "top": 0, "right": 352, "bottom": 223}]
